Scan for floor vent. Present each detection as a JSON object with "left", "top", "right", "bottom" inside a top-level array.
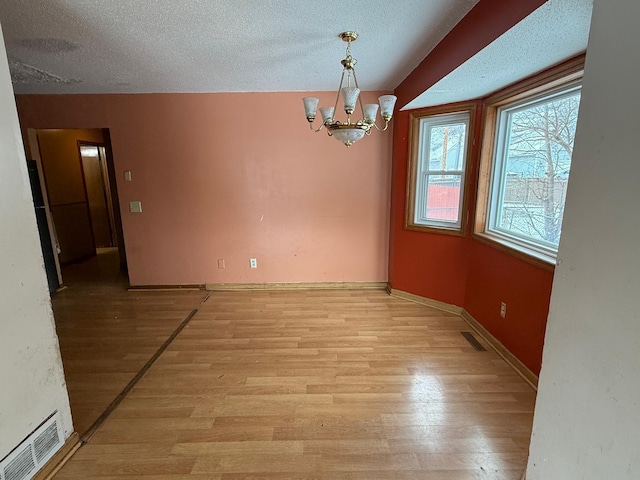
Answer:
[
  {"left": 461, "top": 331, "right": 486, "bottom": 351},
  {"left": 0, "top": 412, "right": 62, "bottom": 480}
]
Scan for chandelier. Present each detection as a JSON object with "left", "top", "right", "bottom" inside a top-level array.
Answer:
[{"left": 302, "top": 31, "right": 397, "bottom": 148}]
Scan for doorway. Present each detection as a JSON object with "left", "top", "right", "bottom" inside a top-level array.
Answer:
[
  {"left": 79, "top": 142, "right": 117, "bottom": 250},
  {"left": 27, "top": 128, "right": 128, "bottom": 287}
]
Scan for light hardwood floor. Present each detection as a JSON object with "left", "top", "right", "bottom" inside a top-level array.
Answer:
[
  {"left": 52, "top": 281, "right": 535, "bottom": 479},
  {"left": 52, "top": 250, "right": 207, "bottom": 436}
]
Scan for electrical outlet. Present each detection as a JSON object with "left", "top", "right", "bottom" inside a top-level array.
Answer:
[
  {"left": 250, "top": 258, "right": 257, "bottom": 269},
  {"left": 217, "top": 259, "right": 225, "bottom": 269},
  {"left": 500, "top": 302, "right": 507, "bottom": 318}
]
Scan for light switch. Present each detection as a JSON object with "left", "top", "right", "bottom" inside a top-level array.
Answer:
[
  {"left": 124, "top": 170, "right": 132, "bottom": 181},
  {"left": 129, "top": 201, "right": 142, "bottom": 213}
]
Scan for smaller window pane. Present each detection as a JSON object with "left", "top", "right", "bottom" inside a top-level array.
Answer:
[
  {"left": 420, "top": 174, "right": 462, "bottom": 223},
  {"left": 407, "top": 107, "right": 473, "bottom": 234},
  {"left": 427, "top": 123, "right": 466, "bottom": 172}
]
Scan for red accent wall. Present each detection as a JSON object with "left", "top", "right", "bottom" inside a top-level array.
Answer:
[
  {"left": 464, "top": 241, "right": 553, "bottom": 373},
  {"left": 388, "top": 107, "right": 475, "bottom": 307},
  {"left": 389, "top": 0, "right": 552, "bottom": 375}
]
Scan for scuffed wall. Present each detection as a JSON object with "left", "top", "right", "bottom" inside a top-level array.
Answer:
[{"left": 0, "top": 22, "right": 73, "bottom": 458}]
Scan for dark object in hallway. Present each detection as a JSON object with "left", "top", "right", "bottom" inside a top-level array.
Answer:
[{"left": 26, "top": 159, "right": 59, "bottom": 293}]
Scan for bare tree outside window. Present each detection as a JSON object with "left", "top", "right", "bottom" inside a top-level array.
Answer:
[{"left": 495, "top": 90, "right": 581, "bottom": 246}]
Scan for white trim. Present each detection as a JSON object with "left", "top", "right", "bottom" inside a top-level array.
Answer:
[
  {"left": 475, "top": 232, "right": 556, "bottom": 266},
  {"left": 485, "top": 83, "right": 582, "bottom": 259},
  {"left": 413, "top": 111, "right": 470, "bottom": 230}
]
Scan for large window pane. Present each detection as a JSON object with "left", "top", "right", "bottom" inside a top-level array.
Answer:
[
  {"left": 474, "top": 60, "right": 584, "bottom": 264},
  {"left": 490, "top": 87, "right": 581, "bottom": 250}
]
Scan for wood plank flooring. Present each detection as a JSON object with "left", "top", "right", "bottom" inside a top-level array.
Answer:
[
  {"left": 52, "top": 250, "right": 207, "bottom": 435},
  {"left": 53, "top": 287, "right": 535, "bottom": 479}
]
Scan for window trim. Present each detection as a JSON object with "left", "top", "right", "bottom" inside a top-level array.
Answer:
[
  {"left": 474, "top": 55, "right": 585, "bottom": 267},
  {"left": 405, "top": 102, "right": 477, "bottom": 236}
]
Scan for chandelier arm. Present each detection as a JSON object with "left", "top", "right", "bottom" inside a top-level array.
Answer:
[
  {"left": 370, "top": 120, "right": 391, "bottom": 132},
  {"left": 351, "top": 69, "right": 367, "bottom": 121},
  {"left": 309, "top": 122, "right": 325, "bottom": 133},
  {"left": 333, "top": 70, "right": 346, "bottom": 124}
]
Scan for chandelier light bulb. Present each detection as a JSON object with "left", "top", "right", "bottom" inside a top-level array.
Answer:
[
  {"left": 302, "top": 97, "right": 319, "bottom": 121},
  {"left": 363, "top": 104, "right": 379, "bottom": 124},
  {"left": 320, "top": 106, "right": 335, "bottom": 124}
]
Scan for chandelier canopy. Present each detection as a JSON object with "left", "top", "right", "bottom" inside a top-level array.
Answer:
[{"left": 302, "top": 31, "right": 397, "bottom": 148}]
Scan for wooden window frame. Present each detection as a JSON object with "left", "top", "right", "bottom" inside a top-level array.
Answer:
[
  {"left": 474, "top": 55, "right": 585, "bottom": 268},
  {"left": 405, "top": 102, "right": 477, "bottom": 236}
]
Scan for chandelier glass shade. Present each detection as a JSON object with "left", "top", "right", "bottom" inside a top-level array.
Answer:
[{"left": 302, "top": 32, "right": 397, "bottom": 148}]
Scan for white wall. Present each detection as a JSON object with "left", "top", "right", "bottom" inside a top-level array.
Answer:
[
  {"left": 527, "top": 0, "right": 640, "bottom": 477},
  {"left": 0, "top": 23, "right": 73, "bottom": 457}
]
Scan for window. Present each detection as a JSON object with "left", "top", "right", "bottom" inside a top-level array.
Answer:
[
  {"left": 406, "top": 104, "right": 475, "bottom": 234},
  {"left": 475, "top": 58, "right": 584, "bottom": 264}
]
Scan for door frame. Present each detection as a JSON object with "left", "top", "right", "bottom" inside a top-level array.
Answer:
[
  {"left": 27, "top": 129, "right": 63, "bottom": 286},
  {"left": 101, "top": 129, "right": 128, "bottom": 272},
  {"left": 27, "top": 128, "right": 129, "bottom": 286}
]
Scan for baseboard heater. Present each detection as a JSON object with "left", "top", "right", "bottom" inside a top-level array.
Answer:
[{"left": 0, "top": 412, "right": 63, "bottom": 480}]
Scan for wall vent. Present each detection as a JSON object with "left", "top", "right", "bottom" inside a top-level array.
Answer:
[{"left": 0, "top": 412, "right": 62, "bottom": 480}]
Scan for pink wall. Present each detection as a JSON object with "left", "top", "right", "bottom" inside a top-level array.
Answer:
[{"left": 16, "top": 92, "right": 393, "bottom": 286}]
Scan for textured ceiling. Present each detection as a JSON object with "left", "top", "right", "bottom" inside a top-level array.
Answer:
[
  {"left": 0, "top": 0, "right": 479, "bottom": 94},
  {"left": 404, "top": 0, "right": 593, "bottom": 110},
  {"left": 0, "top": 0, "right": 594, "bottom": 106}
]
